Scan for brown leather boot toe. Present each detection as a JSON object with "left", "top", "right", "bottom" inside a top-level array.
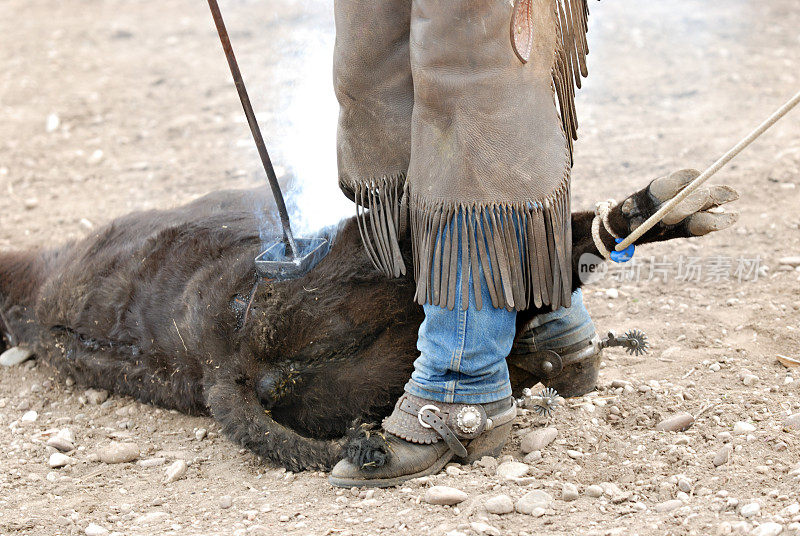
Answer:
[{"left": 329, "top": 394, "right": 516, "bottom": 488}]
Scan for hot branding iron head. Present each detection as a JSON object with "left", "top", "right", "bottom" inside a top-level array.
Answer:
[{"left": 254, "top": 237, "right": 330, "bottom": 280}]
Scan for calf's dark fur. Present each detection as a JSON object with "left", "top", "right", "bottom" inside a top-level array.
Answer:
[{"left": 0, "top": 177, "right": 735, "bottom": 471}]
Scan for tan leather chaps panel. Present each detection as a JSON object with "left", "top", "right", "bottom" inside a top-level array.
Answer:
[{"left": 334, "top": 0, "right": 590, "bottom": 311}]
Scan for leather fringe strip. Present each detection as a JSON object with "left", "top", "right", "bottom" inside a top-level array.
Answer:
[
  {"left": 552, "top": 0, "right": 590, "bottom": 163},
  {"left": 351, "top": 174, "right": 407, "bottom": 278},
  {"left": 409, "top": 182, "right": 572, "bottom": 312}
]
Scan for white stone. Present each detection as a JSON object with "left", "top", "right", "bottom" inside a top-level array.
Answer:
[
  {"left": 655, "top": 499, "right": 683, "bottom": 513},
  {"left": 194, "top": 428, "right": 207, "bottom": 441},
  {"left": 562, "top": 483, "right": 579, "bottom": 501},
  {"left": 47, "top": 436, "right": 74, "bottom": 452},
  {"left": 605, "top": 288, "right": 619, "bottom": 299},
  {"left": 21, "top": 410, "right": 38, "bottom": 423},
  {"left": 742, "top": 375, "right": 759, "bottom": 386},
  {"left": 164, "top": 460, "right": 188, "bottom": 483},
  {"left": 714, "top": 445, "right": 733, "bottom": 467},
  {"left": 85, "top": 523, "right": 109, "bottom": 536},
  {"left": 485, "top": 494, "right": 514, "bottom": 514},
  {"left": 778, "top": 256, "right": 800, "bottom": 267},
  {"left": 470, "top": 522, "right": 502, "bottom": 536},
  {"left": 516, "top": 490, "right": 553, "bottom": 514},
  {"left": 85, "top": 389, "right": 108, "bottom": 405},
  {"left": 424, "top": 486, "right": 467, "bottom": 505},
  {"left": 496, "top": 461, "right": 529, "bottom": 479},
  {"left": 740, "top": 502, "right": 761, "bottom": 518},
  {"left": 784, "top": 413, "right": 800, "bottom": 431},
  {"left": 46, "top": 113, "right": 60, "bottom": 132},
  {"left": 520, "top": 427, "right": 558, "bottom": 453},
  {"left": 751, "top": 522, "right": 783, "bottom": 536},
  {"left": 49, "top": 453, "right": 71, "bottom": 468},
  {"left": 656, "top": 412, "right": 695, "bottom": 432},
  {"left": 586, "top": 485, "right": 604, "bottom": 498},
  {"left": 0, "top": 346, "right": 34, "bottom": 367},
  {"left": 98, "top": 442, "right": 139, "bottom": 464},
  {"left": 734, "top": 421, "right": 756, "bottom": 434}
]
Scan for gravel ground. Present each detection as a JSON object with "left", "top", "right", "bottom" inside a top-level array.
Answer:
[{"left": 1, "top": 1, "right": 799, "bottom": 535}]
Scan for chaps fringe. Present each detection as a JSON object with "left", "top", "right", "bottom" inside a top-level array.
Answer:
[
  {"left": 409, "top": 181, "right": 572, "bottom": 313},
  {"left": 552, "top": 0, "right": 590, "bottom": 163},
  {"left": 350, "top": 174, "right": 407, "bottom": 278}
]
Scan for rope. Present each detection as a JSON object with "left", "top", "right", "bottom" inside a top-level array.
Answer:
[
  {"left": 591, "top": 199, "right": 617, "bottom": 261},
  {"left": 615, "top": 89, "right": 800, "bottom": 251}
]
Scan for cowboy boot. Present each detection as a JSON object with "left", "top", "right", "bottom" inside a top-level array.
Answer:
[
  {"left": 334, "top": 0, "right": 413, "bottom": 278},
  {"left": 329, "top": 393, "right": 517, "bottom": 488}
]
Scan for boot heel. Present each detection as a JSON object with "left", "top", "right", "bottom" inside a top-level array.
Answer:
[{"left": 460, "top": 421, "right": 513, "bottom": 464}]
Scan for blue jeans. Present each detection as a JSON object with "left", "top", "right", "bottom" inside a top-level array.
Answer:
[{"left": 404, "top": 221, "right": 594, "bottom": 403}]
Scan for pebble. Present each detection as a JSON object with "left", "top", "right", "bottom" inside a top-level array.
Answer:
[
  {"left": 515, "top": 490, "right": 553, "bottom": 514},
  {"left": 470, "top": 522, "right": 502, "bottom": 536},
  {"left": 713, "top": 445, "right": 733, "bottom": 467},
  {"left": 586, "top": 485, "right": 604, "bottom": 498},
  {"left": 496, "top": 461, "right": 529, "bottom": 479},
  {"left": 566, "top": 450, "right": 583, "bottom": 459},
  {"left": 742, "top": 375, "right": 759, "bottom": 386},
  {"left": 219, "top": 495, "right": 233, "bottom": 509},
  {"left": 778, "top": 256, "right": 800, "bottom": 267},
  {"left": 47, "top": 436, "right": 74, "bottom": 452},
  {"left": 46, "top": 113, "right": 60, "bottom": 132},
  {"left": 523, "top": 451, "right": 542, "bottom": 464},
  {"left": 655, "top": 499, "right": 683, "bottom": 513},
  {"left": 85, "top": 389, "right": 109, "bottom": 405},
  {"left": 424, "top": 486, "right": 467, "bottom": 506},
  {"left": 87, "top": 149, "right": 104, "bottom": 165},
  {"left": 98, "top": 442, "right": 139, "bottom": 464},
  {"left": 23, "top": 198, "right": 39, "bottom": 210},
  {"left": 784, "top": 413, "right": 800, "bottom": 431},
  {"left": 0, "top": 346, "right": 34, "bottom": 367},
  {"left": 164, "top": 460, "right": 188, "bottom": 483},
  {"left": 605, "top": 288, "right": 619, "bottom": 299},
  {"left": 751, "top": 523, "right": 783, "bottom": 536},
  {"left": 678, "top": 478, "right": 692, "bottom": 493},
  {"left": 485, "top": 494, "right": 514, "bottom": 514},
  {"left": 734, "top": 422, "right": 756, "bottom": 434},
  {"left": 49, "top": 453, "right": 71, "bottom": 468},
  {"left": 195, "top": 428, "right": 207, "bottom": 441},
  {"left": 85, "top": 523, "right": 109, "bottom": 536},
  {"left": 138, "top": 457, "right": 166, "bottom": 468},
  {"left": 740, "top": 502, "right": 761, "bottom": 518},
  {"left": 562, "top": 483, "right": 579, "bottom": 502},
  {"left": 520, "top": 427, "right": 558, "bottom": 453},
  {"left": 656, "top": 412, "right": 695, "bottom": 432},
  {"left": 21, "top": 410, "right": 38, "bottom": 423}
]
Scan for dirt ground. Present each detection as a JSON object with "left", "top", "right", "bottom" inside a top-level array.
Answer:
[{"left": 1, "top": 1, "right": 799, "bottom": 535}]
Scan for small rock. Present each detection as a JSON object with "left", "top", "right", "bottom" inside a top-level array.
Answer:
[
  {"left": 496, "top": 461, "right": 529, "bottom": 479},
  {"left": 742, "top": 374, "right": 759, "bottom": 386},
  {"left": 485, "top": 494, "right": 514, "bottom": 514},
  {"left": 219, "top": 495, "right": 233, "bottom": 509},
  {"left": 562, "top": 483, "right": 579, "bottom": 502},
  {"left": 46, "top": 113, "right": 60, "bottom": 133},
  {"left": 57, "top": 428, "right": 75, "bottom": 443},
  {"left": 520, "top": 427, "right": 558, "bottom": 453},
  {"left": 740, "top": 502, "right": 761, "bottom": 518},
  {"left": 85, "top": 523, "right": 109, "bottom": 536},
  {"left": 477, "top": 456, "right": 498, "bottom": 472},
  {"left": 137, "top": 457, "right": 166, "bottom": 468},
  {"left": 47, "top": 436, "right": 74, "bottom": 452},
  {"left": 23, "top": 198, "right": 39, "bottom": 210},
  {"left": 566, "top": 450, "right": 583, "bottom": 459},
  {"left": 85, "top": 389, "right": 109, "bottom": 405},
  {"left": 516, "top": 490, "right": 553, "bottom": 514},
  {"left": 195, "top": 428, "right": 207, "bottom": 441},
  {"left": 611, "top": 379, "right": 630, "bottom": 388},
  {"left": 713, "top": 445, "right": 733, "bottom": 467},
  {"left": 734, "top": 421, "right": 756, "bottom": 434},
  {"left": 678, "top": 478, "right": 692, "bottom": 493},
  {"left": 655, "top": 499, "right": 684, "bottom": 513},
  {"left": 0, "top": 346, "right": 34, "bottom": 367},
  {"left": 49, "top": 453, "right": 71, "bottom": 468},
  {"left": 778, "top": 256, "right": 800, "bottom": 268},
  {"left": 751, "top": 522, "right": 783, "bottom": 536},
  {"left": 605, "top": 288, "right": 619, "bottom": 299},
  {"left": 87, "top": 149, "right": 104, "bottom": 165},
  {"left": 79, "top": 218, "right": 94, "bottom": 230},
  {"left": 586, "top": 485, "right": 604, "bottom": 498},
  {"left": 784, "top": 413, "right": 800, "bottom": 431},
  {"left": 470, "top": 522, "right": 502, "bottom": 536},
  {"left": 656, "top": 412, "right": 695, "bottom": 432},
  {"left": 21, "top": 410, "right": 38, "bottom": 423},
  {"left": 523, "top": 451, "right": 542, "bottom": 464},
  {"left": 164, "top": 460, "right": 188, "bottom": 483},
  {"left": 98, "top": 442, "right": 139, "bottom": 464}
]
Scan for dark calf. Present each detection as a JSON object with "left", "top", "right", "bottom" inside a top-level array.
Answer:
[{"left": 0, "top": 171, "right": 737, "bottom": 470}]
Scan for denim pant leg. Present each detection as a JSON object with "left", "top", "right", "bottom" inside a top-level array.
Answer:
[
  {"left": 404, "top": 225, "right": 516, "bottom": 404},
  {"left": 523, "top": 288, "right": 595, "bottom": 351}
]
